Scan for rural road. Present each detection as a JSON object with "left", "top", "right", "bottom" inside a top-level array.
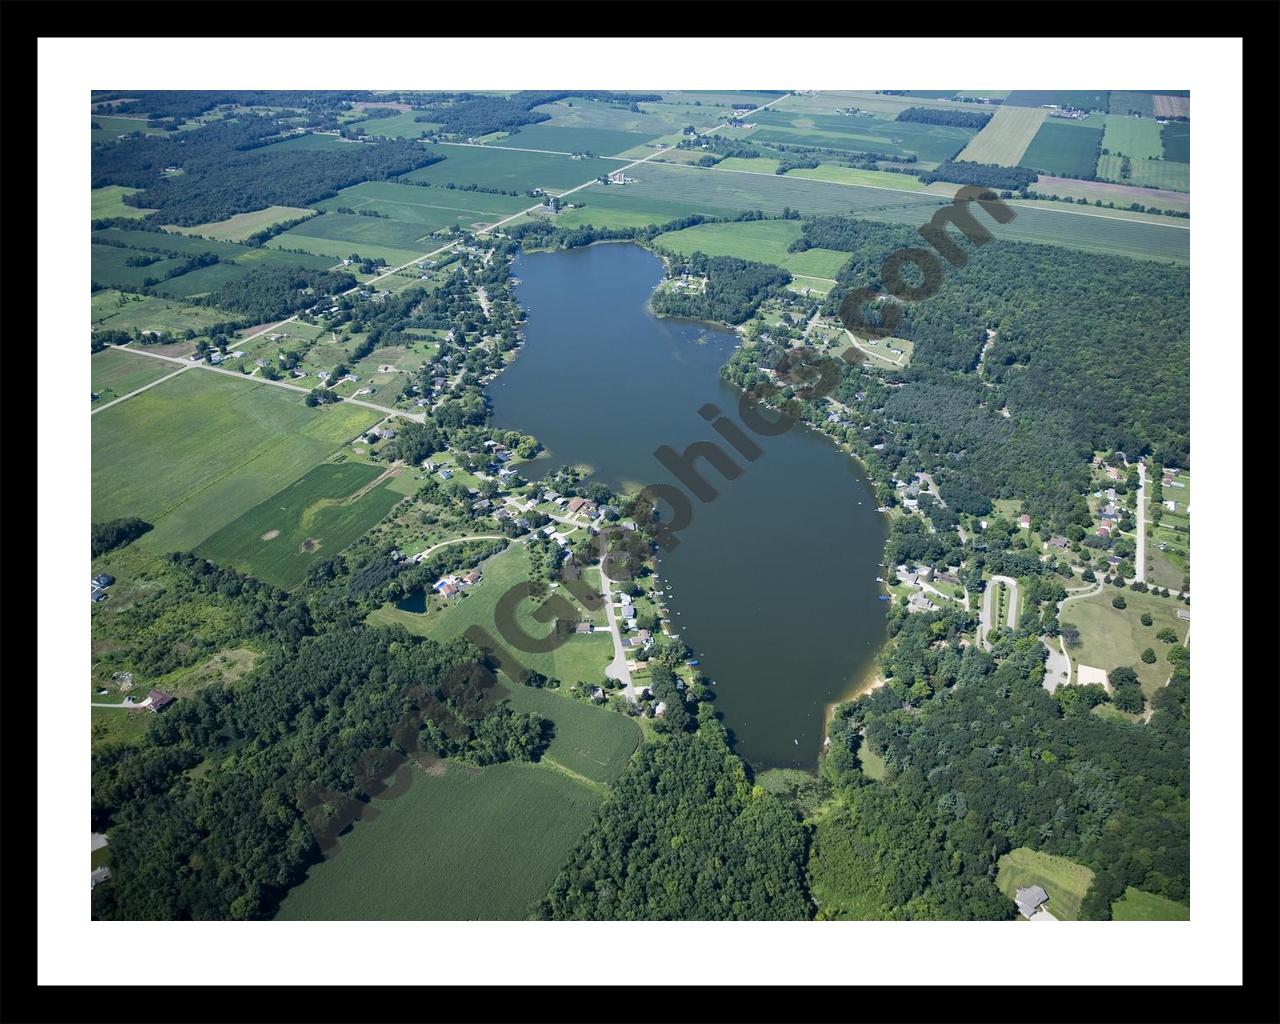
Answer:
[
  {"left": 91, "top": 364, "right": 190, "bottom": 415},
  {"left": 412, "top": 534, "right": 505, "bottom": 561},
  {"left": 978, "top": 574, "right": 1019, "bottom": 650},
  {"left": 1135, "top": 460, "right": 1147, "bottom": 583},
  {"left": 597, "top": 553, "right": 635, "bottom": 701}
]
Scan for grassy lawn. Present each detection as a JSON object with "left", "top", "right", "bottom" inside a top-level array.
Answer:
[
  {"left": 90, "top": 707, "right": 153, "bottom": 753},
  {"left": 1066, "top": 586, "right": 1189, "bottom": 698},
  {"left": 91, "top": 348, "right": 180, "bottom": 404},
  {"left": 92, "top": 372, "right": 380, "bottom": 554},
  {"left": 92, "top": 185, "right": 154, "bottom": 220},
  {"left": 995, "top": 847, "right": 1095, "bottom": 921},
  {"left": 368, "top": 544, "right": 617, "bottom": 686},
  {"left": 1111, "top": 887, "right": 1190, "bottom": 921},
  {"left": 275, "top": 760, "right": 600, "bottom": 920}
]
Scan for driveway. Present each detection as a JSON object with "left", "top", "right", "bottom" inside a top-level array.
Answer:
[{"left": 978, "top": 575, "right": 1019, "bottom": 650}]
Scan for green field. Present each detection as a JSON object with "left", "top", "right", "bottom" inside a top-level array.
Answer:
[
  {"left": 786, "top": 164, "right": 930, "bottom": 191},
  {"left": 1096, "top": 155, "right": 1189, "bottom": 193},
  {"left": 502, "top": 124, "right": 657, "bottom": 156},
  {"left": 368, "top": 544, "right": 617, "bottom": 686},
  {"left": 1005, "top": 91, "right": 1110, "bottom": 112},
  {"left": 346, "top": 111, "right": 436, "bottom": 140},
  {"left": 1161, "top": 121, "right": 1190, "bottom": 162},
  {"left": 91, "top": 290, "right": 243, "bottom": 334},
  {"left": 402, "top": 146, "right": 619, "bottom": 193},
  {"left": 501, "top": 683, "right": 641, "bottom": 786},
  {"left": 1028, "top": 175, "right": 1190, "bottom": 214},
  {"left": 275, "top": 761, "right": 600, "bottom": 920},
  {"left": 261, "top": 132, "right": 358, "bottom": 152},
  {"left": 91, "top": 707, "right": 154, "bottom": 752},
  {"left": 166, "top": 206, "right": 316, "bottom": 242},
  {"left": 1111, "top": 887, "right": 1190, "bottom": 921},
  {"left": 1101, "top": 115, "right": 1164, "bottom": 160},
  {"left": 955, "top": 105, "right": 1047, "bottom": 166},
  {"left": 317, "top": 180, "right": 531, "bottom": 224},
  {"left": 1066, "top": 586, "right": 1190, "bottom": 698},
  {"left": 91, "top": 115, "right": 168, "bottom": 143},
  {"left": 92, "top": 372, "right": 381, "bottom": 554},
  {"left": 268, "top": 231, "right": 422, "bottom": 268},
  {"left": 1020, "top": 119, "right": 1104, "bottom": 178},
  {"left": 196, "top": 463, "right": 401, "bottom": 588},
  {"left": 92, "top": 186, "right": 153, "bottom": 220},
  {"left": 748, "top": 108, "right": 975, "bottom": 162},
  {"left": 995, "top": 847, "right": 1096, "bottom": 921},
  {"left": 91, "top": 348, "right": 179, "bottom": 403},
  {"left": 656, "top": 219, "right": 850, "bottom": 279}
]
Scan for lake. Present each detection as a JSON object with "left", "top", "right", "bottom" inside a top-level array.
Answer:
[{"left": 488, "top": 242, "right": 888, "bottom": 770}]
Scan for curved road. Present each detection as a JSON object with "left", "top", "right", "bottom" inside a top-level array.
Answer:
[{"left": 978, "top": 575, "right": 1019, "bottom": 650}]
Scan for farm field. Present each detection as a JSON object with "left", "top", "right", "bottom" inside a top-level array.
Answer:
[
  {"left": 954, "top": 105, "right": 1047, "bottom": 166},
  {"left": 91, "top": 244, "right": 188, "bottom": 290},
  {"left": 91, "top": 347, "right": 180, "bottom": 403},
  {"left": 195, "top": 462, "right": 402, "bottom": 589},
  {"left": 402, "top": 146, "right": 618, "bottom": 193},
  {"left": 92, "top": 372, "right": 380, "bottom": 554},
  {"left": 785, "top": 164, "right": 932, "bottom": 191},
  {"left": 1152, "top": 94, "right": 1190, "bottom": 118},
  {"left": 1096, "top": 155, "right": 1189, "bottom": 192},
  {"left": 655, "top": 220, "right": 850, "bottom": 279},
  {"left": 275, "top": 761, "right": 600, "bottom": 920},
  {"left": 318, "top": 180, "right": 532, "bottom": 224},
  {"left": 92, "top": 185, "right": 153, "bottom": 220},
  {"left": 531, "top": 98, "right": 710, "bottom": 138},
  {"left": 269, "top": 210, "right": 435, "bottom": 252},
  {"left": 502, "top": 683, "right": 641, "bottom": 786},
  {"left": 1111, "top": 887, "right": 1190, "bottom": 920},
  {"left": 268, "top": 230, "right": 423, "bottom": 269},
  {"left": 995, "top": 847, "right": 1095, "bottom": 921},
  {"left": 1030, "top": 175, "right": 1190, "bottom": 214},
  {"left": 346, "top": 110, "right": 436, "bottom": 139},
  {"left": 501, "top": 124, "right": 657, "bottom": 156},
  {"left": 771, "top": 90, "right": 966, "bottom": 118},
  {"left": 91, "top": 290, "right": 241, "bottom": 334},
  {"left": 1161, "top": 121, "right": 1190, "bottom": 162},
  {"left": 261, "top": 132, "right": 360, "bottom": 152},
  {"left": 166, "top": 206, "right": 316, "bottom": 242},
  {"left": 1064, "top": 586, "right": 1189, "bottom": 698},
  {"left": 91, "top": 115, "right": 168, "bottom": 143},
  {"left": 1004, "top": 90, "right": 1110, "bottom": 111},
  {"left": 1020, "top": 119, "right": 1104, "bottom": 178},
  {"left": 746, "top": 109, "right": 976, "bottom": 162},
  {"left": 1101, "top": 115, "right": 1164, "bottom": 160}
]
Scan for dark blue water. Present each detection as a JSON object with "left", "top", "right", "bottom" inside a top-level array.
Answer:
[
  {"left": 395, "top": 591, "right": 428, "bottom": 614},
  {"left": 487, "top": 243, "right": 888, "bottom": 770}
]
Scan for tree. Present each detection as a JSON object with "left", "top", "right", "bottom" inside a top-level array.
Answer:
[
  {"left": 1140, "top": 612, "right": 1153, "bottom": 626},
  {"left": 1156, "top": 627, "right": 1177, "bottom": 643},
  {"left": 1112, "top": 595, "right": 1126, "bottom": 609},
  {"left": 1141, "top": 648, "right": 1157, "bottom": 664}
]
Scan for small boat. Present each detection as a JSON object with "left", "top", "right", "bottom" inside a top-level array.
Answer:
[
  {"left": 794, "top": 739, "right": 799, "bottom": 746},
  {"left": 875, "top": 576, "right": 884, "bottom": 583},
  {"left": 878, "top": 594, "right": 891, "bottom": 601}
]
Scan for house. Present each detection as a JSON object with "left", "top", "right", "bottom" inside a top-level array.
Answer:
[
  {"left": 1105, "top": 465, "right": 1121, "bottom": 480},
  {"left": 1019, "top": 513, "right": 1031, "bottom": 529},
  {"left": 93, "top": 574, "right": 115, "bottom": 589},
  {"left": 916, "top": 566, "right": 933, "bottom": 580},
  {"left": 1014, "top": 885, "right": 1049, "bottom": 919},
  {"left": 91, "top": 589, "right": 107, "bottom": 603},
  {"left": 636, "top": 630, "right": 652, "bottom": 644},
  {"left": 91, "top": 867, "right": 112, "bottom": 889},
  {"left": 902, "top": 497, "right": 919, "bottom": 510},
  {"left": 515, "top": 518, "right": 530, "bottom": 530},
  {"left": 654, "top": 701, "right": 668, "bottom": 717},
  {"left": 907, "top": 592, "right": 937, "bottom": 614},
  {"left": 147, "top": 689, "right": 176, "bottom": 713},
  {"left": 542, "top": 489, "right": 560, "bottom": 501},
  {"left": 1097, "top": 525, "right": 1112, "bottom": 536},
  {"left": 935, "top": 572, "right": 961, "bottom": 586},
  {"left": 591, "top": 687, "right": 606, "bottom": 700},
  {"left": 1164, "top": 499, "right": 1177, "bottom": 512},
  {"left": 389, "top": 549, "right": 404, "bottom": 562},
  {"left": 438, "top": 469, "right": 453, "bottom": 480},
  {"left": 440, "top": 583, "right": 460, "bottom": 598},
  {"left": 1049, "top": 536, "right": 1069, "bottom": 549},
  {"left": 566, "top": 497, "right": 587, "bottom": 514},
  {"left": 574, "top": 622, "right": 594, "bottom": 634},
  {"left": 542, "top": 524, "right": 557, "bottom": 537}
]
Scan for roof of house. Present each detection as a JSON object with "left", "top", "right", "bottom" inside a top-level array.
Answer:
[
  {"left": 1014, "top": 885, "right": 1049, "bottom": 918},
  {"left": 147, "top": 689, "right": 176, "bottom": 711}
]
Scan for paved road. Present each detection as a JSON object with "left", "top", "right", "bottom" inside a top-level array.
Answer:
[
  {"left": 412, "top": 534, "right": 505, "bottom": 561},
  {"left": 978, "top": 575, "right": 1019, "bottom": 650},
  {"left": 91, "top": 364, "right": 190, "bottom": 415},
  {"left": 1135, "top": 460, "right": 1147, "bottom": 583},
  {"left": 598, "top": 555, "right": 635, "bottom": 701}
]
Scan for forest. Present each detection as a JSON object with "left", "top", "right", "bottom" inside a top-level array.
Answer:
[
  {"left": 92, "top": 116, "right": 441, "bottom": 224},
  {"left": 812, "top": 628, "right": 1190, "bottom": 919},
  {"left": 649, "top": 253, "right": 791, "bottom": 324},
  {"left": 896, "top": 106, "right": 992, "bottom": 130},
  {"left": 200, "top": 266, "right": 357, "bottom": 323},
  {"left": 90, "top": 555, "right": 545, "bottom": 920},
  {"left": 917, "top": 160, "right": 1039, "bottom": 191}
]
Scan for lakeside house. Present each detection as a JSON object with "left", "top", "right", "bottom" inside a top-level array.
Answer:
[{"left": 1014, "top": 885, "right": 1049, "bottom": 919}]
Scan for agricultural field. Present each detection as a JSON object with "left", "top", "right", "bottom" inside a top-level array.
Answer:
[
  {"left": 1030, "top": 176, "right": 1190, "bottom": 214},
  {"left": 1020, "top": 119, "right": 1105, "bottom": 178},
  {"left": 501, "top": 124, "right": 658, "bottom": 156},
  {"left": 345, "top": 110, "right": 436, "bottom": 139},
  {"left": 1151, "top": 94, "right": 1191, "bottom": 119},
  {"left": 92, "top": 185, "right": 153, "bottom": 220},
  {"left": 402, "top": 145, "right": 619, "bottom": 193},
  {"left": 91, "top": 348, "right": 180, "bottom": 403},
  {"left": 784, "top": 164, "right": 933, "bottom": 192},
  {"left": 530, "top": 98, "right": 710, "bottom": 138},
  {"left": 995, "top": 847, "right": 1096, "bottom": 921},
  {"left": 770, "top": 90, "right": 967, "bottom": 118},
  {"left": 1111, "top": 887, "right": 1190, "bottom": 920},
  {"left": 195, "top": 462, "right": 403, "bottom": 589},
  {"left": 655, "top": 219, "right": 851, "bottom": 279},
  {"left": 312, "top": 180, "right": 531, "bottom": 238},
  {"left": 91, "top": 289, "right": 241, "bottom": 334},
  {"left": 1100, "top": 115, "right": 1165, "bottom": 160},
  {"left": 165, "top": 206, "right": 316, "bottom": 242},
  {"left": 92, "top": 372, "right": 381, "bottom": 554},
  {"left": 1161, "top": 121, "right": 1190, "bottom": 162},
  {"left": 275, "top": 761, "right": 601, "bottom": 920},
  {"left": 91, "top": 115, "right": 168, "bottom": 143},
  {"left": 502, "top": 683, "right": 641, "bottom": 786},
  {"left": 260, "top": 132, "right": 360, "bottom": 152},
  {"left": 91, "top": 244, "right": 189, "bottom": 290},
  {"left": 745, "top": 108, "right": 976, "bottom": 162},
  {"left": 1096, "top": 155, "right": 1189, "bottom": 192},
  {"left": 1004, "top": 90, "right": 1110, "bottom": 112},
  {"left": 1063, "top": 586, "right": 1189, "bottom": 698},
  {"left": 954, "top": 105, "right": 1047, "bottom": 166}
]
